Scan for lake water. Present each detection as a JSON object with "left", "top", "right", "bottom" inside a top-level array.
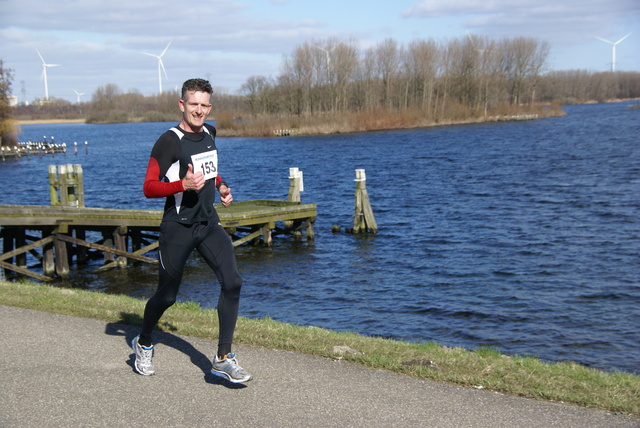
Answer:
[{"left": 3, "top": 101, "right": 639, "bottom": 374}]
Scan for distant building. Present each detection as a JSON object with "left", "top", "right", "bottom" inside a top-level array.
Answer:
[{"left": 8, "top": 95, "right": 18, "bottom": 107}]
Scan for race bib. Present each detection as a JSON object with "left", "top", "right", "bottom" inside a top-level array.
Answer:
[{"left": 191, "top": 150, "right": 218, "bottom": 181}]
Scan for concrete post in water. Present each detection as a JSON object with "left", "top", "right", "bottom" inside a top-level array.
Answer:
[{"left": 353, "top": 169, "right": 378, "bottom": 233}]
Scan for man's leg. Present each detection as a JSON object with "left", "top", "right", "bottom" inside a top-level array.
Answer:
[
  {"left": 198, "top": 223, "right": 252, "bottom": 383},
  {"left": 197, "top": 222, "right": 243, "bottom": 357},
  {"left": 140, "top": 221, "right": 195, "bottom": 346}
]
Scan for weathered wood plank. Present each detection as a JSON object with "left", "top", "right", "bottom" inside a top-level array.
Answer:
[
  {"left": 230, "top": 227, "right": 265, "bottom": 247},
  {"left": 56, "top": 234, "right": 157, "bottom": 264},
  {"left": 0, "top": 235, "right": 55, "bottom": 262},
  {"left": 0, "top": 260, "right": 53, "bottom": 282},
  {"left": 94, "top": 241, "right": 159, "bottom": 273}
]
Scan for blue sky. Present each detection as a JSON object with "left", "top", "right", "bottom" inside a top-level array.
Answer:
[{"left": 1, "top": 0, "right": 638, "bottom": 103}]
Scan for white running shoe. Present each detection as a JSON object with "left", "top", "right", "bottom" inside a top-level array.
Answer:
[
  {"left": 211, "top": 353, "right": 252, "bottom": 383},
  {"left": 132, "top": 335, "right": 156, "bottom": 376}
]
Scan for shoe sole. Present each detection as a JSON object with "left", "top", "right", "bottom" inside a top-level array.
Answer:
[{"left": 210, "top": 368, "right": 252, "bottom": 384}]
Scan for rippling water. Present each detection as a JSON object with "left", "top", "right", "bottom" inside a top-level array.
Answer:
[{"left": 3, "top": 101, "right": 639, "bottom": 374}]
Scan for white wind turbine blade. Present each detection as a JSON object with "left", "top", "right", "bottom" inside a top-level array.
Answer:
[
  {"left": 36, "top": 49, "right": 46, "bottom": 64},
  {"left": 159, "top": 41, "right": 171, "bottom": 79},
  {"left": 595, "top": 36, "right": 613, "bottom": 45},
  {"left": 615, "top": 33, "right": 632, "bottom": 44},
  {"left": 159, "top": 41, "right": 172, "bottom": 58},
  {"left": 159, "top": 58, "right": 168, "bottom": 79}
]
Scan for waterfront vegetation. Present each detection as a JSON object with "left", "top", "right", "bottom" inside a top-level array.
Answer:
[
  {"left": 1, "top": 280, "right": 638, "bottom": 415},
  {"left": 4, "top": 35, "right": 640, "bottom": 141}
]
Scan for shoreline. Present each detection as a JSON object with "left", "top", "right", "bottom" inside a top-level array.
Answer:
[
  {"left": 0, "top": 279, "right": 638, "bottom": 416},
  {"left": 17, "top": 118, "right": 86, "bottom": 125}
]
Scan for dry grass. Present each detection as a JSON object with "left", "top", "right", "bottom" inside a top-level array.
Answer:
[{"left": 214, "top": 104, "right": 565, "bottom": 138}]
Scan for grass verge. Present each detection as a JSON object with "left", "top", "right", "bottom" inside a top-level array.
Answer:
[{"left": 1, "top": 280, "right": 638, "bottom": 415}]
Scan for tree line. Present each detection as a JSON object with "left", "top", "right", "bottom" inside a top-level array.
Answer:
[
  {"left": 240, "top": 35, "right": 639, "bottom": 118},
  {"left": 3, "top": 34, "right": 640, "bottom": 143}
]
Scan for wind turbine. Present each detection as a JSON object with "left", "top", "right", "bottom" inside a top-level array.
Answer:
[
  {"left": 313, "top": 42, "right": 342, "bottom": 69},
  {"left": 595, "top": 33, "right": 632, "bottom": 72},
  {"left": 142, "top": 41, "right": 171, "bottom": 94},
  {"left": 36, "top": 49, "right": 60, "bottom": 101},
  {"left": 73, "top": 90, "right": 84, "bottom": 103}
]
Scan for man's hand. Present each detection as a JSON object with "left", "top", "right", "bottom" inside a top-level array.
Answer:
[
  {"left": 182, "top": 164, "right": 205, "bottom": 191},
  {"left": 219, "top": 184, "right": 233, "bottom": 207}
]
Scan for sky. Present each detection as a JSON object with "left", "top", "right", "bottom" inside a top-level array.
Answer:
[{"left": 1, "top": 0, "right": 639, "bottom": 104}]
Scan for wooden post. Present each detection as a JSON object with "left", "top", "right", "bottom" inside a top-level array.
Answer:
[
  {"left": 287, "top": 168, "right": 304, "bottom": 237},
  {"left": 130, "top": 228, "right": 142, "bottom": 252},
  {"left": 287, "top": 167, "right": 303, "bottom": 202},
  {"left": 64, "top": 163, "right": 77, "bottom": 206},
  {"left": 49, "top": 165, "right": 59, "bottom": 205},
  {"left": 43, "top": 230, "right": 55, "bottom": 276},
  {"left": 2, "top": 227, "right": 14, "bottom": 277},
  {"left": 75, "top": 228, "right": 88, "bottom": 264},
  {"left": 58, "top": 164, "right": 69, "bottom": 206},
  {"left": 15, "top": 230, "right": 26, "bottom": 268},
  {"left": 103, "top": 231, "right": 115, "bottom": 263},
  {"left": 114, "top": 226, "right": 128, "bottom": 268},
  {"left": 353, "top": 169, "right": 378, "bottom": 233},
  {"left": 74, "top": 164, "right": 85, "bottom": 207},
  {"left": 262, "top": 223, "right": 273, "bottom": 247},
  {"left": 49, "top": 164, "right": 84, "bottom": 207},
  {"left": 54, "top": 232, "right": 70, "bottom": 278},
  {"left": 306, "top": 222, "right": 315, "bottom": 241}
]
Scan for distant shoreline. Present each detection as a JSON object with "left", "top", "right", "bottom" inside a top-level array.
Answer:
[{"left": 17, "top": 118, "right": 86, "bottom": 125}]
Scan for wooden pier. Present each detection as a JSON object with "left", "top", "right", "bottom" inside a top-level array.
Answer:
[
  {"left": 0, "top": 201, "right": 316, "bottom": 282},
  {"left": 0, "top": 165, "right": 315, "bottom": 281}
]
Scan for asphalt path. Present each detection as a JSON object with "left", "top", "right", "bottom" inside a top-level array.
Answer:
[{"left": 1, "top": 305, "right": 637, "bottom": 427}]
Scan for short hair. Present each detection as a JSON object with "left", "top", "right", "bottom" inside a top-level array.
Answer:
[{"left": 181, "top": 78, "right": 213, "bottom": 100}]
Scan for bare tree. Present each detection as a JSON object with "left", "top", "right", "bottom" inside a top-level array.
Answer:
[
  {"left": 404, "top": 39, "right": 439, "bottom": 116},
  {"left": 0, "top": 59, "right": 18, "bottom": 146},
  {"left": 241, "top": 75, "right": 271, "bottom": 117},
  {"left": 499, "top": 37, "right": 550, "bottom": 105},
  {"left": 372, "top": 39, "right": 401, "bottom": 110}
]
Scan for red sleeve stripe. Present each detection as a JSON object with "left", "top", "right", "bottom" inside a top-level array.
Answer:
[{"left": 143, "top": 157, "right": 184, "bottom": 198}]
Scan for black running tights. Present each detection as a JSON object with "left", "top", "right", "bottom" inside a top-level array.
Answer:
[{"left": 140, "top": 221, "right": 242, "bottom": 357}]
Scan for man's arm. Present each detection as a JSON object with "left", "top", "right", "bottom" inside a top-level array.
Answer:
[
  {"left": 143, "top": 158, "right": 206, "bottom": 198},
  {"left": 143, "top": 156, "right": 183, "bottom": 198}
]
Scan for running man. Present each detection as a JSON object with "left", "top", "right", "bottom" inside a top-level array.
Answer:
[{"left": 132, "top": 78, "right": 252, "bottom": 383}]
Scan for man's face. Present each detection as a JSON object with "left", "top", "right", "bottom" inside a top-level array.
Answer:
[{"left": 179, "top": 90, "right": 212, "bottom": 132}]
